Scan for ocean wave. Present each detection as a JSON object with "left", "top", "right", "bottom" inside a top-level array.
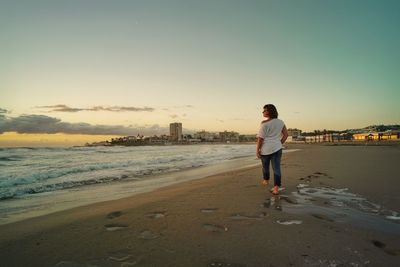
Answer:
[
  {"left": 0, "top": 160, "right": 139, "bottom": 187},
  {"left": 0, "top": 144, "right": 256, "bottom": 200},
  {"left": 0, "top": 156, "right": 23, "bottom": 161},
  {"left": 0, "top": 175, "right": 130, "bottom": 200},
  {"left": 0, "top": 162, "right": 202, "bottom": 201}
]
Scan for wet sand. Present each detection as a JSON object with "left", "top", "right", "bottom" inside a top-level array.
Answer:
[{"left": 1, "top": 144, "right": 399, "bottom": 267}]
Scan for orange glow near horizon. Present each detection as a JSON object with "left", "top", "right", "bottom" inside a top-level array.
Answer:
[{"left": 0, "top": 132, "right": 122, "bottom": 147}]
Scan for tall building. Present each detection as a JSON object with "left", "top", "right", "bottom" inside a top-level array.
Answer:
[{"left": 169, "top": 122, "right": 183, "bottom": 141}]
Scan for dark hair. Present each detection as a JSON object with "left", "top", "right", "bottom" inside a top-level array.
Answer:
[{"left": 263, "top": 104, "right": 278, "bottom": 119}]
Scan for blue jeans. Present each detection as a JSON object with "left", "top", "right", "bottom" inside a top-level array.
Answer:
[{"left": 260, "top": 149, "right": 282, "bottom": 187}]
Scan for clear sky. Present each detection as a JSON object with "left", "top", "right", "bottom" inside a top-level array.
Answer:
[{"left": 1, "top": 0, "right": 399, "bottom": 146}]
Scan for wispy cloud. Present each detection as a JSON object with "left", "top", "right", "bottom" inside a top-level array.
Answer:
[
  {"left": 37, "top": 105, "right": 83, "bottom": 112},
  {"left": 0, "top": 114, "right": 168, "bottom": 136},
  {"left": 162, "top": 105, "right": 194, "bottom": 112},
  {"left": 90, "top": 106, "right": 155, "bottom": 112},
  {"left": 0, "top": 108, "right": 8, "bottom": 114},
  {"left": 169, "top": 113, "right": 188, "bottom": 119},
  {"left": 36, "top": 105, "right": 155, "bottom": 113},
  {"left": 171, "top": 105, "right": 194, "bottom": 109}
]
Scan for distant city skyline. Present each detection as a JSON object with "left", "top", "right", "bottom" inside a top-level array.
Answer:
[{"left": 1, "top": 1, "right": 399, "bottom": 146}]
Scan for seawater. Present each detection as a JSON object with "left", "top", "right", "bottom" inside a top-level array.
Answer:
[
  {"left": 0, "top": 144, "right": 270, "bottom": 224},
  {"left": 281, "top": 184, "right": 400, "bottom": 235},
  {"left": 0, "top": 144, "right": 256, "bottom": 200}
]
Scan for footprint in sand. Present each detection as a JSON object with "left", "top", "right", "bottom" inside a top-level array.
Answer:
[
  {"left": 311, "top": 213, "right": 335, "bottom": 222},
  {"left": 201, "top": 208, "right": 219, "bottom": 213},
  {"left": 229, "top": 212, "right": 267, "bottom": 221},
  {"left": 104, "top": 224, "right": 128, "bottom": 231},
  {"left": 262, "top": 199, "right": 271, "bottom": 208},
  {"left": 276, "top": 219, "right": 302, "bottom": 225},
  {"left": 208, "top": 260, "right": 246, "bottom": 267},
  {"left": 372, "top": 240, "right": 386, "bottom": 248},
  {"left": 300, "top": 172, "right": 330, "bottom": 182},
  {"left": 107, "top": 211, "right": 123, "bottom": 219},
  {"left": 371, "top": 240, "right": 400, "bottom": 256},
  {"left": 138, "top": 230, "right": 159, "bottom": 239},
  {"left": 145, "top": 212, "right": 166, "bottom": 219},
  {"left": 54, "top": 261, "right": 96, "bottom": 267},
  {"left": 120, "top": 262, "right": 138, "bottom": 267},
  {"left": 108, "top": 252, "right": 143, "bottom": 266},
  {"left": 203, "top": 224, "right": 228, "bottom": 233},
  {"left": 108, "top": 252, "right": 132, "bottom": 262},
  {"left": 384, "top": 249, "right": 400, "bottom": 256}
]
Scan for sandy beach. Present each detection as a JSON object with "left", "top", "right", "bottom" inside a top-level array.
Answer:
[{"left": 1, "top": 144, "right": 399, "bottom": 267}]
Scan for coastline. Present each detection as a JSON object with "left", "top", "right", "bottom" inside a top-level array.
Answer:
[
  {"left": 0, "top": 155, "right": 260, "bottom": 226},
  {"left": 0, "top": 143, "right": 260, "bottom": 225},
  {"left": 1, "top": 144, "right": 399, "bottom": 266}
]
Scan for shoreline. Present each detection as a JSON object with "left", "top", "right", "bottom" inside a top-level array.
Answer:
[
  {"left": 1, "top": 144, "right": 399, "bottom": 266},
  {"left": 2, "top": 139, "right": 398, "bottom": 149},
  {"left": 0, "top": 155, "right": 259, "bottom": 226},
  {"left": 0, "top": 149, "right": 299, "bottom": 226}
]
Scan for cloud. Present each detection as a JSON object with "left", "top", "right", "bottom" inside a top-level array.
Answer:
[
  {"left": 37, "top": 105, "right": 83, "bottom": 112},
  {"left": 0, "top": 108, "right": 8, "bottom": 114},
  {"left": 162, "top": 105, "right": 193, "bottom": 112},
  {"left": 36, "top": 105, "right": 155, "bottom": 113},
  {"left": 169, "top": 113, "right": 189, "bottom": 119},
  {"left": 170, "top": 105, "right": 194, "bottom": 109},
  {"left": 89, "top": 106, "right": 154, "bottom": 112},
  {"left": 0, "top": 114, "right": 168, "bottom": 136}
]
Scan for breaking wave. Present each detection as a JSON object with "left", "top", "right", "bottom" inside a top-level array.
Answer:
[{"left": 0, "top": 144, "right": 256, "bottom": 200}]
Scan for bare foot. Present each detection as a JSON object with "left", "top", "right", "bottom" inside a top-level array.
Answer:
[{"left": 272, "top": 186, "right": 279, "bottom": 195}]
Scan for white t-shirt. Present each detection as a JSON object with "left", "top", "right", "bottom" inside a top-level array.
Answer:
[{"left": 257, "top": 118, "right": 285, "bottom": 155}]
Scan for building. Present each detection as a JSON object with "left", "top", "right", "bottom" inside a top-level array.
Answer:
[
  {"left": 287, "top": 128, "right": 302, "bottom": 137},
  {"left": 193, "top": 130, "right": 217, "bottom": 142},
  {"left": 239, "top": 134, "right": 257, "bottom": 142},
  {"left": 219, "top": 131, "right": 240, "bottom": 143},
  {"left": 353, "top": 131, "right": 399, "bottom": 141},
  {"left": 169, "top": 122, "right": 183, "bottom": 141}
]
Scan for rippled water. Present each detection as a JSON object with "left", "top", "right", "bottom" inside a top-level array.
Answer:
[
  {"left": 0, "top": 144, "right": 256, "bottom": 200},
  {"left": 282, "top": 183, "right": 400, "bottom": 235}
]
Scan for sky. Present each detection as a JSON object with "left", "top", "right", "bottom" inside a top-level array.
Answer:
[{"left": 1, "top": 0, "right": 399, "bottom": 146}]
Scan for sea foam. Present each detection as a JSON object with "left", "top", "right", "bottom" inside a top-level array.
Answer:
[{"left": 0, "top": 144, "right": 256, "bottom": 200}]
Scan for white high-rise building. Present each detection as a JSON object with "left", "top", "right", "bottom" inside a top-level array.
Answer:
[{"left": 169, "top": 122, "right": 182, "bottom": 141}]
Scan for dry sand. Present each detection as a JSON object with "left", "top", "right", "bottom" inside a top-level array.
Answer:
[{"left": 1, "top": 144, "right": 399, "bottom": 267}]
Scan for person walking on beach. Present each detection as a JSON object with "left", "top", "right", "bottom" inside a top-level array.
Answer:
[{"left": 256, "top": 104, "right": 288, "bottom": 195}]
